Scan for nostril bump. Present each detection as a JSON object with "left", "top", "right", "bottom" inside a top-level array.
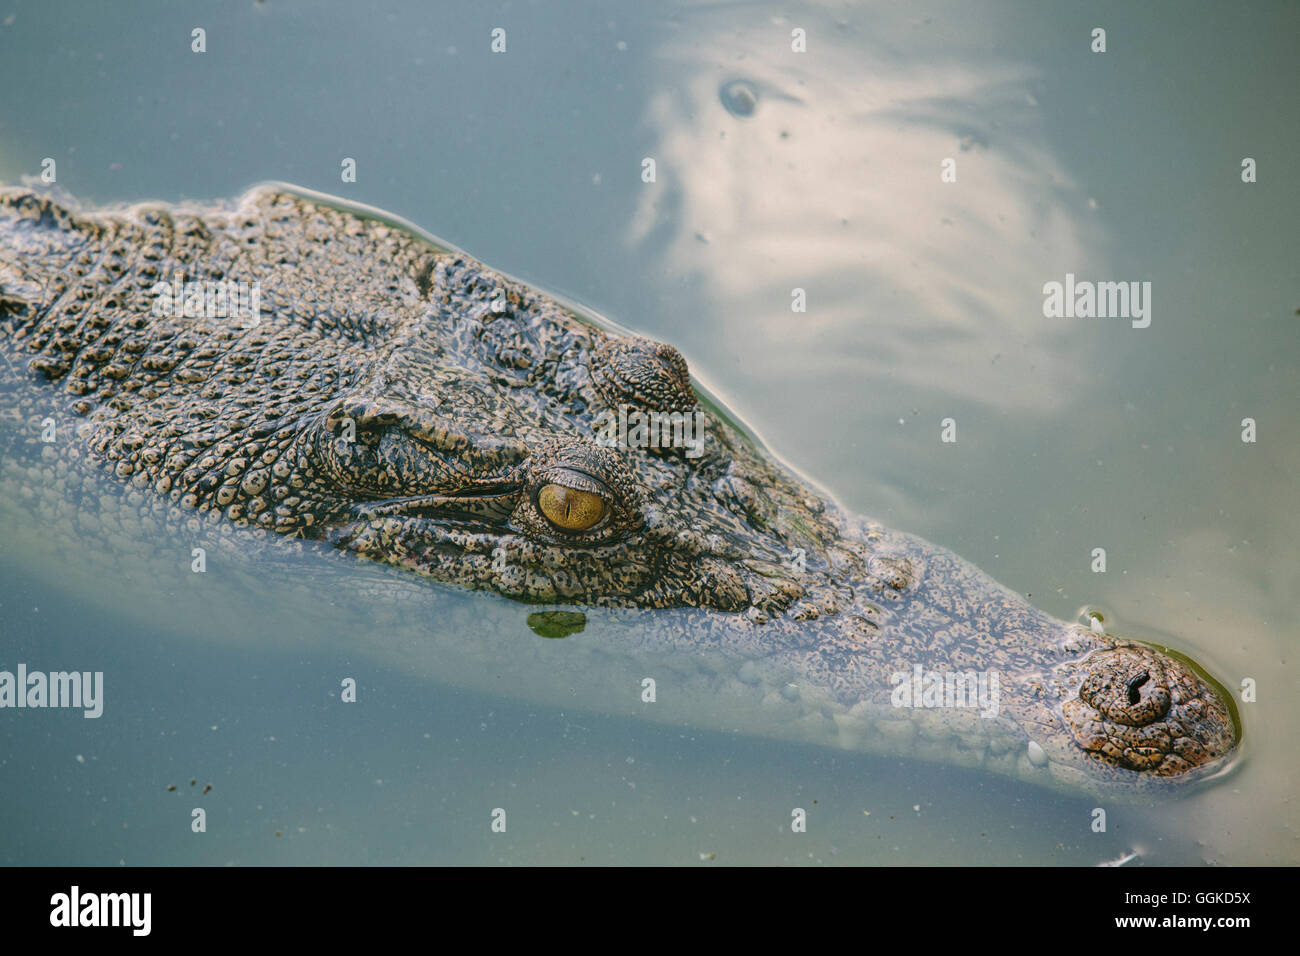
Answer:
[{"left": 1126, "top": 670, "right": 1150, "bottom": 705}]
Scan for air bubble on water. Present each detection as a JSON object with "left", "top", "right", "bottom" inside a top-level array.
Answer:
[
  {"left": 1079, "top": 607, "right": 1107, "bottom": 635},
  {"left": 720, "top": 80, "right": 759, "bottom": 117}
]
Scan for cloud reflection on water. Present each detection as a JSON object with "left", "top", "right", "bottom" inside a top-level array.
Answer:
[{"left": 628, "top": 7, "right": 1105, "bottom": 415}]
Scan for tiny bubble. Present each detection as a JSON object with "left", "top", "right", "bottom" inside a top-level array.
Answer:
[{"left": 720, "top": 80, "right": 759, "bottom": 117}]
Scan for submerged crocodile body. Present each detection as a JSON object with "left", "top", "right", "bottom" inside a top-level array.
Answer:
[{"left": 0, "top": 184, "right": 1238, "bottom": 796}]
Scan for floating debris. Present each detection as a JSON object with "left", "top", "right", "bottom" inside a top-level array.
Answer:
[
  {"left": 527, "top": 610, "right": 586, "bottom": 639},
  {"left": 1098, "top": 850, "right": 1139, "bottom": 867}
]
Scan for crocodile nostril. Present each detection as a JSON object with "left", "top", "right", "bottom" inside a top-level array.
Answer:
[
  {"left": 1076, "top": 653, "right": 1172, "bottom": 726},
  {"left": 1063, "top": 646, "right": 1236, "bottom": 776},
  {"left": 1126, "top": 670, "right": 1150, "bottom": 706}
]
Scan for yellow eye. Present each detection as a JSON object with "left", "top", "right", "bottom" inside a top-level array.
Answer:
[{"left": 537, "top": 483, "right": 608, "bottom": 532}]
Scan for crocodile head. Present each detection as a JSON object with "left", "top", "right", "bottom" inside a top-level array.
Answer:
[
  {"left": 0, "top": 185, "right": 1240, "bottom": 795},
  {"left": 279, "top": 257, "right": 1238, "bottom": 793}
]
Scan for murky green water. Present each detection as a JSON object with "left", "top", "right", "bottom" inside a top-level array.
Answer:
[{"left": 1, "top": 0, "right": 1296, "bottom": 865}]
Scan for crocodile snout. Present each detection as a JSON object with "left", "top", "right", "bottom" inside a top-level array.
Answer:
[{"left": 1061, "top": 644, "right": 1237, "bottom": 777}]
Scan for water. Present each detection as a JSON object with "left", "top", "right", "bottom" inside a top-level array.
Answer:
[{"left": 1, "top": 0, "right": 1296, "bottom": 865}]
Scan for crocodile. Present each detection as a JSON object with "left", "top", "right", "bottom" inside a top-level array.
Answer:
[{"left": 0, "top": 183, "right": 1239, "bottom": 798}]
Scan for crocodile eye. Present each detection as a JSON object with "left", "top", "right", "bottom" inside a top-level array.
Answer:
[{"left": 537, "top": 483, "right": 608, "bottom": 532}]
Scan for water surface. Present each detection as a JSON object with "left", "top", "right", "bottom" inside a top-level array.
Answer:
[{"left": 1, "top": 0, "right": 1296, "bottom": 865}]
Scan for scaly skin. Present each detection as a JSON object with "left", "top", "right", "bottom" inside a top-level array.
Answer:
[{"left": 0, "top": 184, "right": 1238, "bottom": 795}]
